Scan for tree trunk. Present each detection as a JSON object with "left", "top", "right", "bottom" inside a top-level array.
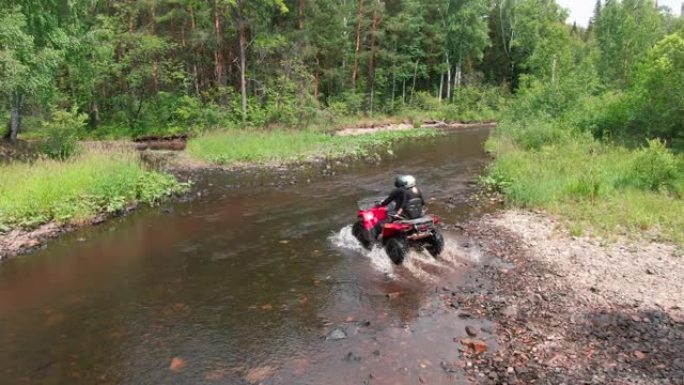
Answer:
[
  {"left": 446, "top": 53, "right": 452, "bottom": 101},
  {"left": 189, "top": 5, "right": 200, "bottom": 97},
  {"left": 214, "top": 0, "right": 224, "bottom": 86},
  {"left": 298, "top": 0, "right": 305, "bottom": 29},
  {"left": 351, "top": 0, "right": 364, "bottom": 89},
  {"left": 89, "top": 101, "right": 100, "bottom": 130},
  {"left": 150, "top": 0, "right": 160, "bottom": 92},
  {"left": 7, "top": 93, "right": 24, "bottom": 142},
  {"left": 391, "top": 69, "right": 396, "bottom": 108},
  {"left": 314, "top": 71, "right": 320, "bottom": 99},
  {"left": 402, "top": 79, "right": 406, "bottom": 105},
  {"left": 128, "top": 11, "right": 135, "bottom": 33},
  {"left": 411, "top": 59, "right": 419, "bottom": 103},
  {"left": 499, "top": 2, "right": 516, "bottom": 86},
  {"left": 454, "top": 60, "right": 462, "bottom": 90},
  {"left": 149, "top": 0, "right": 157, "bottom": 33},
  {"left": 366, "top": 8, "right": 378, "bottom": 114},
  {"left": 238, "top": 17, "right": 248, "bottom": 122},
  {"left": 438, "top": 72, "right": 444, "bottom": 103}
]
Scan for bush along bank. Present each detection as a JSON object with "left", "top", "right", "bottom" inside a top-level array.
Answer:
[
  {"left": 480, "top": 22, "right": 684, "bottom": 247},
  {"left": 484, "top": 134, "right": 684, "bottom": 245},
  {"left": 0, "top": 149, "right": 189, "bottom": 258}
]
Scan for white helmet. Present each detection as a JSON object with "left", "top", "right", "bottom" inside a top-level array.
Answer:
[
  {"left": 404, "top": 175, "right": 416, "bottom": 188},
  {"left": 395, "top": 174, "right": 416, "bottom": 188}
]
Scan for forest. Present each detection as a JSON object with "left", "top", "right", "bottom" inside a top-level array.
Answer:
[
  {"left": 0, "top": 0, "right": 681, "bottom": 141},
  {"left": 1, "top": 0, "right": 683, "bottom": 243},
  {"left": 1, "top": 0, "right": 503, "bottom": 141}
]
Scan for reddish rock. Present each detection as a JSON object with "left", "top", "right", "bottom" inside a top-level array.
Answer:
[{"left": 170, "top": 357, "right": 186, "bottom": 372}]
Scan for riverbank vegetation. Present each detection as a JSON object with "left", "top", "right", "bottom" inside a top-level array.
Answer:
[
  {"left": 0, "top": 150, "right": 186, "bottom": 231},
  {"left": 482, "top": 1, "right": 684, "bottom": 244},
  {"left": 187, "top": 128, "right": 439, "bottom": 165}
]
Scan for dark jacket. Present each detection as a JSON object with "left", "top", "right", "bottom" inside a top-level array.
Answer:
[
  {"left": 381, "top": 187, "right": 424, "bottom": 219},
  {"left": 402, "top": 187, "right": 424, "bottom": 219},
  {"left": 380, "top": 187, "right": 406, "bottom": 211}
]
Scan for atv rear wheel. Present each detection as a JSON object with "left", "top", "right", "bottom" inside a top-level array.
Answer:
[
  {"left": 385, "top": 237, "right": 408, "bottom": 265},
  {"left": 352, "top": 220, "right": 372, "bottom": 250},
  {"left": 426, "top": 229, "right": 445, "bottom": 257}
]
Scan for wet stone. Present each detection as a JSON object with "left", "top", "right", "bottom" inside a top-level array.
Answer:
[
  {"left": 327, "top": 328, "right": 347, "bottom": 340},
  {"left": 466, "top": 326, "right": 478, "bottom": 337},
  {"left": 440, "top": 361, "right": 459, "bottom": 373}
]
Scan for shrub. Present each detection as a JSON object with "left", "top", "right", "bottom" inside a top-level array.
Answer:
[
  {"left": 42, "top": 107, "right": 87, "bottom": 160},
  {"left": 628, "top": 139, "right": 680, "bottom": 191},
  {"left": 502, "top": 120, "right": 575, "bottom": 151},
  {"left": 628, "top": 32, "right": 684, "bottom": 141}
]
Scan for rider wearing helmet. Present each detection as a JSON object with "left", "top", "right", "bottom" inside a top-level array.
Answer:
[
  {"left": 379, "top": 175, "right": 425, "bottom": 219},
  {"left": 371, "top": 175, "right": 425, "bottom": 240},
  {"left": 379, "top": 175, "right": 411, "bottom": 213},
  {"left": 398, "top": 175, "right": 425, "bottom": 219}
]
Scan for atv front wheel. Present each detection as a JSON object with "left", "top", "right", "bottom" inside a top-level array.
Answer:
[
  {"left": 352, "top": 221, "right": 372, "bottom": 250},
  {"left": 385, "top": 237, "right": 408, "bottom": 265},
  {"left": 426, "top": 229, "right": 445, "bottom": 257}
]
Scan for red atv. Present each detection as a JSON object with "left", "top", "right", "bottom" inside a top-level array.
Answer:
[{"left": 351, "top": 202, "right": 445, "bottom": 265}]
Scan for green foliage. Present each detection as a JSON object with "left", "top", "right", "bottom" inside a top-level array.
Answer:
[
  {"left": 593, "top": 0, "right": 664, "bottom": 87},
  {"left": 0, "top": 112, "right": 8, "bottom": 137},
  {"left": 404, "top": 86, "right": 506, "bottom": 123},
  {"left": 187, "top": 128, "right": 440, "bottom": 165},
  {"left": 627, "top": 139, "right": 681, "bottom": 192},
  {"left": 42, "top": 107, "right": 87, "bottom": 160},
  {"left": 0, "top": 6, "right": 63, "bottom": 139},
  {"left": 485, "top": 135, "right": 684, "bottom": 243},
  {"left": 628, "top": 31, "right": 684, "bottom": 142},
  {"left": 0, "top": 150, "right": 186, "bottom": 229}
]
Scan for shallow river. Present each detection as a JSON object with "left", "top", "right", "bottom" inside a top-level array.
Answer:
[{"left": 0, "top": 127, "right": 493, "bottom": 385}]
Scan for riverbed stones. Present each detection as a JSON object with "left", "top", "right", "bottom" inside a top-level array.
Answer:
[
  {"left": 327, "top": 328, "right": 347, "bottom": 340},
  {"left": 456, "top": 210, "right": 684, "bottom": 385},
  {"left": 465, "top": 325, "right": 478, "bottom": 337},
  {"left": 245, "top": 365, "right": 277, "bottom": 384}
]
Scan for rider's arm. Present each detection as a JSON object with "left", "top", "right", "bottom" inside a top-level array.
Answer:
[
  {"left": 380, "top": 189, "right": 399, "bottom": 207},
  {"left": 395, "top": 190, "right": 408, "bottom": 216}
]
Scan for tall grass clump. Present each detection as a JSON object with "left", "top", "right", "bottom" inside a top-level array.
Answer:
[
  {"left": 485, "top": 127, "right": 684, "bottom": 243},
  {"left": 187, "top": 128, "right": 440, "bottom": 165},
  {"left": 0, "top": 150, "right": 186, "bottom": 230}
]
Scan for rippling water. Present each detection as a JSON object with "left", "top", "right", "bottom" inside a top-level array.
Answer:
[{"left": 0, "top": 127, "right": 493, "bottom": 385}]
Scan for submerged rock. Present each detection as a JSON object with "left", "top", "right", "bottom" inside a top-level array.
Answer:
[{"left": 327, "top": 328, "right": 347, "bottom": 340}]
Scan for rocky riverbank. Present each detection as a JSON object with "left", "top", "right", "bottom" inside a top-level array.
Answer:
[
  {"left": 451, "top": 210, "right": 684, "bottom": 384},
  {"left": 0, "top": 203, "right": 144, "bottom": 260}
]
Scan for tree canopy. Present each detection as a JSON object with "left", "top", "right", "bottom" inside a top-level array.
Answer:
[{"left": 0, "top": 0, "right": 682, "bottom": 142}]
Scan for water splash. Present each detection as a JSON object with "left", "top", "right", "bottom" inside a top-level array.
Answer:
[
  {"left": 438, "top": 236, "right": 482, "bottom": 266},
  {"left": 401, "top": 254, "right": 441, "bottom": 282},
  {"left": 329, "top": 225, "right": 395, "bottom": 276},
  {"left": 329, "top": 226, "right": 487, "bottom": 283}
]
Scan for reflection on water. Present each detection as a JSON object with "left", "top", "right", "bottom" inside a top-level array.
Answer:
[{"left": 0, "top": 127, "right": 493, "bottom": 385}]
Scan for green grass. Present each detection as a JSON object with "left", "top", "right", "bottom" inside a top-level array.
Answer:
[
  {"left": 0, "top": 150, "right": 187, "bottom": 230},
  {"left": 484, "top": 134, "right": 684, "bottom": 244},
  {"left": 186, "top": 128, "right": 440, "bottom": 165}
]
